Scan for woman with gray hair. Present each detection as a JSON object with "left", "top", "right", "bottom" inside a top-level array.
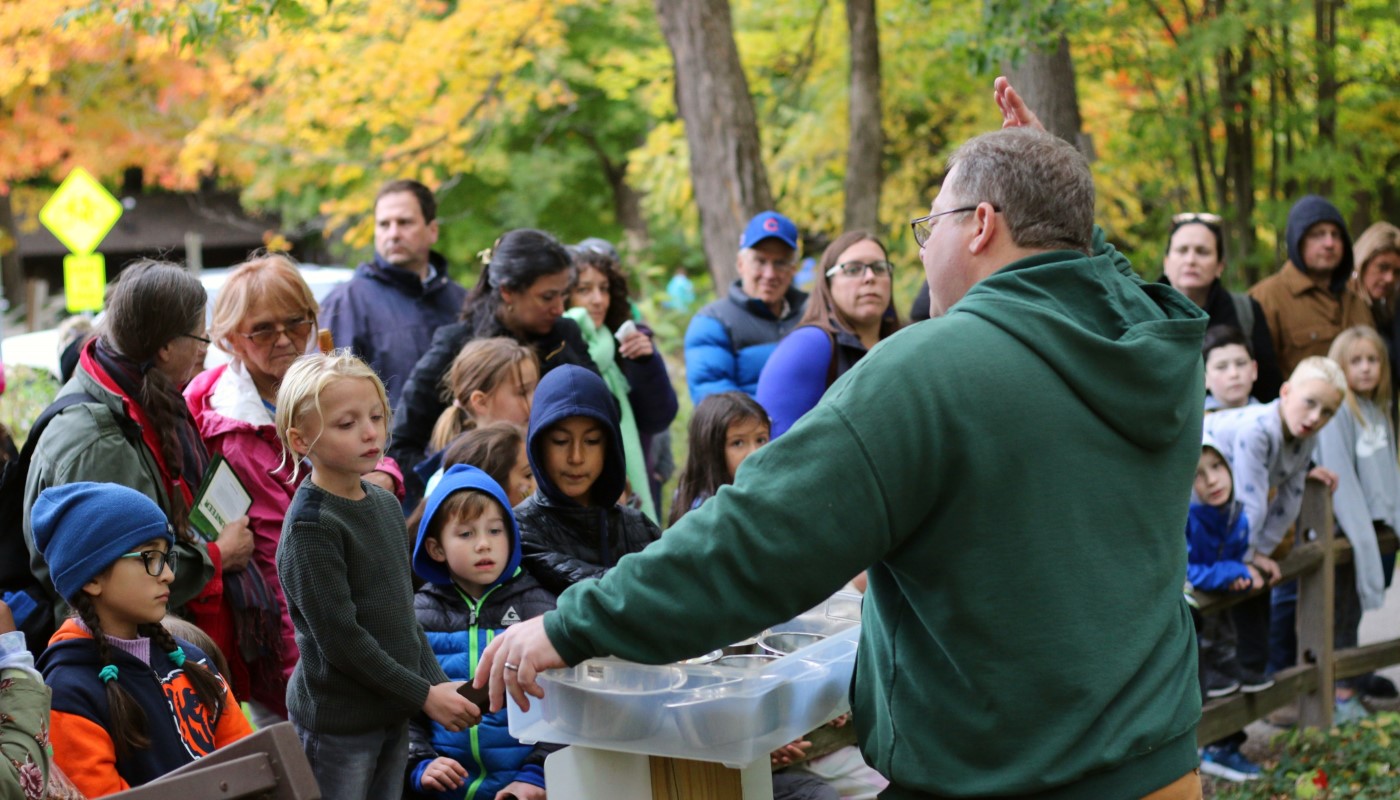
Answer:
[{"left": 391, "top": 229, "right": 597, "bottom": 505}]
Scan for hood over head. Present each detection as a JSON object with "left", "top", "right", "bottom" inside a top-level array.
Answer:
[
  {"left": 955, "top": 228, "right": 1209, "bottom": 452},
  {"left": 526, "top": 364, "right": 626, "bottom": 507},
  {"left": 1286, "top": 195, "right": 1353, "bottom": 293},
  {"left": 413, "top": 464, "right": 523, "bottom": 588},
  {"left": 1192, "top": 432, "right": 1235, "bottom": 505}
]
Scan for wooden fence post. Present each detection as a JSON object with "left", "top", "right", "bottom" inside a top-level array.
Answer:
[{"left": 1295, "top": 479, "right": 1335, "bottom": 729}]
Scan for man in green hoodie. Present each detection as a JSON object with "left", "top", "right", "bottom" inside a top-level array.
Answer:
[{"left": 479, "top": 84, "right": 1209, "bottom": 799}]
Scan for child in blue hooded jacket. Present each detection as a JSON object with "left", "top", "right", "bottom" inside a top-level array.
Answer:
[
  {"left": 407, "top": 464, "right": 558, "bottom": 800},
  {"left": 515, "top": 365, "right": 663, "bottom": 595}
]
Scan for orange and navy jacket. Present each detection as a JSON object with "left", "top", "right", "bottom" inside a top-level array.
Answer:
[{"left": 37, "top": 619, "right": 253, "bottom": 797}]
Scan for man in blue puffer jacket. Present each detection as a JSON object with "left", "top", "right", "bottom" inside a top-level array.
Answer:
[
  {"left": 684, "top": 211, "right": 808, "bottom": 404},
  {"left": 407, "top": 465, "right": 558, "bottom": 800}
]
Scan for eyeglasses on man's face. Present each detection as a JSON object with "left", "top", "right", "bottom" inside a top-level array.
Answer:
[
  {"left": 239, "top": 317, "right": 316, "bottom": 347},
  {"left": 119, "top": 548, "right": 178, "bottom": 577},
  {"left": 911, "top": 206, "right": 982, "bottom": 247},
  {"left": 826, "top": 260, "right": 895, "bottom": 279},
  {"left": 1171, "top": 212, "right": 1223, "bottom": 226}
]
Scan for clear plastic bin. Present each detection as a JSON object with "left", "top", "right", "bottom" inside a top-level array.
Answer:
[{"left": 508, "top": 592, "right": 861, "bottom": 766}]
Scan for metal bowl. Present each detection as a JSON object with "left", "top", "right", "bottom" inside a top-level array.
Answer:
[
  {"left": 713, "top": 654, "right": 781, "bottom": 671},
  {"left": 667, "top": 672, "right": 787, "bottom": 748},
  {"left": 540, "top": 661, "right": 684, "bottom": 741},
  {"left": 676, "top": 649, "right": 724, "bottom": 666},
  {"left": 756, "top": 631, "right": 827, "bottom": 657}
]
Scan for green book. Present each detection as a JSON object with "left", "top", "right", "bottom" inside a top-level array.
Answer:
[{"left": 190, "top": 455, "right": 252, "bottom": 541}]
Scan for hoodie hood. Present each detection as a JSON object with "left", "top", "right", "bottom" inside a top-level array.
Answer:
[
  {"left": 955, "top": 228, "right": 1208, "bottom": 452},
  {"left": 526, "top": 364, "right": 626, "bottom": 507},
  {"left": 413, "top": 464, "right": 523, "bottom": 589},
  {"left": 1286, "top": 195, "right": 1353, "bottom": 293},
  {"left": 1191, "top": 433, "right": 1235, "bottom": 506}
]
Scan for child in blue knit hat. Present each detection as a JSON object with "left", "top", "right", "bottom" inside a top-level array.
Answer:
[{"left": 32, "top": 481, "right": 251, "bottom": 797}]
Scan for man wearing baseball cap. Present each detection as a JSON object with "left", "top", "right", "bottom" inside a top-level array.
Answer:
[{"left": 684, "top": 210, "right": 808, "bottom": 404}]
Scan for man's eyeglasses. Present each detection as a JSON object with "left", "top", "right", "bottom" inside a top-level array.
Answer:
[
  {"left": 239, "top": 318, "right": 316, "bottom": 347},
  {"left": 827, "top": 260, "right": 895, "bottom": 278},
  {"left": 911, "top": 206, "right": 985, "bottom": 247},
  {"left": 119, "top": 549, "right": 178, "bottom": 577},
  {"left": 180, "top": 333, "right": 212, "bottom": 345},
  {"left": 1171, "top": 212, "right": 1223, "bottom": 226}
]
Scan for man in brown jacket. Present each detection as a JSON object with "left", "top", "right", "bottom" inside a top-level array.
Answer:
[{"left": 1250, "top": 195, "right": 1374, "bottom": 378}]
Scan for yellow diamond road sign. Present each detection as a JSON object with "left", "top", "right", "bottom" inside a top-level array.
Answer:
[{"left": 39, "top": 168, "right": 123, "bottom": 255}]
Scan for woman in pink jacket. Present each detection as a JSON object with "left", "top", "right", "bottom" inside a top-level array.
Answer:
[{"left": 185, "top": 254, "right": 403, "bottom": 722}]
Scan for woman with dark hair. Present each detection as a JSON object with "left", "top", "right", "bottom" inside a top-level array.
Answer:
[
  {"left": 756, "top": 231, "right": 901, "bottom": 437},
  {"left": 22, "top": 260, "right": 254, "bottom": 644},
  {"left": 566, "top": 242, "right": 678, "bottom": 522},
  {"left": 1160, "top": 212, "right": 1283, "bottom": 401},
  {"left": 391, "top": 229, "right": 597, "bottom": 504}
]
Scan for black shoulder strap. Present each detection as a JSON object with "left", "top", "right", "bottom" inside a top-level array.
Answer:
[
  {"left": 825, "top": 329, "right": 840, "bottom": 389},
  {"left": 16, "top": 391, "right": 140, "bottom": 466}
]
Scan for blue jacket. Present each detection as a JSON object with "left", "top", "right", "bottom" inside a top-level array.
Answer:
[
  {"left": 516, "top": 366, "right": 662, "bottom": 595},
  {"left": 1185, "top": 439, "right": 1253, "bottom": 591},
  {"left": 320, "top": 253, "right": 468, "bottom": 408},
  {"left": 756, "top": 324, "right": 868, "bottom": 437},
  {"left": 408, "top": 466, "right": 558, "bottom": 799},
  {"left": 684, "top": 280, "right": 807, "bottom": 404}
]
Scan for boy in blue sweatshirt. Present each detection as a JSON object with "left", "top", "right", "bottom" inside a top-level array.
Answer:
[
  {"left": 1188, "top": 434, "right": 1270, "bottom": 703},
  {"left": 407, "top": 465, "right": 557, "bottom": 800}
]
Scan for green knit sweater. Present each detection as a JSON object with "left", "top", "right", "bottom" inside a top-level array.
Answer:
[
  {"left": 278, "top": 481, "right": 448, "bottom": 734},
  {"left": 546, "top": 233, "right": 1207, "bottom": 798}
]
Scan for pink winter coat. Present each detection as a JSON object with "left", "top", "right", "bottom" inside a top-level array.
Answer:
[{"left": 185, "top": 363, "right": 405, "bottom": 687}]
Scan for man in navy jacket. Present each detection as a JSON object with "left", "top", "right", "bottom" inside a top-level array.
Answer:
[{"left": 321, "top": 179, "right": 468, "bottom": 408}]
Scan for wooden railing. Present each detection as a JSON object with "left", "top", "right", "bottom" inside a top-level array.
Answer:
[{"left": 1195, "top": 479, "right": 1400, "bottom": 743}]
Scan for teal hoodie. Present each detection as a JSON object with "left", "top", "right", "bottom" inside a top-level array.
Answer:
[{"left": 545, "top": 231, "right": 1208, "bottom": 798}]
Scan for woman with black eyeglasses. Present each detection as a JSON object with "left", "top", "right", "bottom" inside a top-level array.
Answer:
[
  {"left": 1161, "top": 213, "right": 1284, "bottom": 402},
  {"left": 22, "top": 260, "right": 253, "bottom": 661},
  {"left": 756, "top": 231, "right": 902, "bottom": 437},
  {"left": 185, "top": 253, "right": 403, "bottom": 724}
]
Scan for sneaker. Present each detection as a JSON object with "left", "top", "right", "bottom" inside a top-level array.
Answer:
[
  {"left": 1334, "top": 694, "right": 1369, "bottom": 725},
  {"left": 1200, "top": 743, "right": 1262, "bottom": 782},
  {"left": 1202, "top": 669, "right": 1241, "bottom": 699},
  {"left": 1238, "top": 668, "right": 1275, "bottom": 693},
  {"left": 1361, "top": 674, "right": 1398, "bottom": 699}
]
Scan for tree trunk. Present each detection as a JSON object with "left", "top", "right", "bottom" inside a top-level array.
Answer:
[
  {"left": 1001, "top": 33, "right": 1090, "bottom": 158},
  {"left": 1220, "top": 38, "right": 1258, "bottom": 283},
  {"left": 653, "top": 0, "right": 773, "bottom": 289},
  {"left": 842, "top": 0, "right": 882, "bottom": 233},
  {"left": 1313, "top": 0, "right": 1339, "bottom": 195},
  {"left": 0, "top": 191, "right": 23, "bottom": 319}
]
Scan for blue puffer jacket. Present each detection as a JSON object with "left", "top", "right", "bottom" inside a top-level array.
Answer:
[
  {"left": 1186, "top": 436, "right": 1253, "bottom": 591},
  {"left": 684, "top": 280, "right": 807, "bottom": 404},
  {"left": 407, "top": 466, "right": 558, "bottom": 800}
]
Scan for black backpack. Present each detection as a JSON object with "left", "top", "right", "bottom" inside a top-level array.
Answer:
[{"left": 0, "top": 391, "right": 140, "bottom": 655}]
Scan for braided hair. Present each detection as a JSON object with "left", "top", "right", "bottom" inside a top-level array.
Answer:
[{"left": 71, "top": 593, "right": 227, "bottom": 757}]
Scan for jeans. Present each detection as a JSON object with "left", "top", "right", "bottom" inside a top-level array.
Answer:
[
  {"left": 1268, "top": 579, "right": 1298, "bottom": 675},
  {"left": 293, "top": 717, "right": 409, "bottom": 800}
]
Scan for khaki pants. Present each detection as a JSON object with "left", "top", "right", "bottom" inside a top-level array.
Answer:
[{"left": 1141, "top": 769, "right": 1203, "bottom": 800}]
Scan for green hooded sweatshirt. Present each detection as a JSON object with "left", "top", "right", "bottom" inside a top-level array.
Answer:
[{"left": 545, "top": 231, "right": 1208, "bottom": 798}]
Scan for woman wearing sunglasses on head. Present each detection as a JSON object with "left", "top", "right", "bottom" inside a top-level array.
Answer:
[
  {"left": 185, "top": 253, "right": 403, "bottom": 725},
  {"left": 757, "top": 231, "right": 902, "bottom": 437},
  {"left": 1161, "top": 212, "right": 1283, "bottom": 401}
]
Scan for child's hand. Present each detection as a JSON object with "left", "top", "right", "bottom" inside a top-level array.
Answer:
[
  {"left": 0, "top": 599, "right": 14, "bottom": 634},
  {"left": 1308, "top": 466, "right": 1340, "bottom": 492},
  {"left": 1252, "top": 554, "right": 1282, "bottom": 585},
  {"left": 1230, "top": 574, "right": 1253, "bottom": 592},
  {"left": 495, "top": 780, "right": 546, "bottom": 800},
  {"left": 771, "top": 738, "right": 811, "bottom": 767},
  {"left": 424, "top": 681, "right": 481, "bottom": 732},
  {"left": 362, "top": 469, "right": 398, "bottom": 495},
  {"left": 216, "top": 515, "right": 254, "bottom": 572},
  {"left": 420, "top": 756, "right": 468, "bottom": 791},
  {"left": 827, "top": 713, "right": 850, "bottom": 728}
]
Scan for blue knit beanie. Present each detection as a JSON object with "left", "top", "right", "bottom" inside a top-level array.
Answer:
[{"left": 32, "top": 482, "right": 174, "bottom": 601}]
